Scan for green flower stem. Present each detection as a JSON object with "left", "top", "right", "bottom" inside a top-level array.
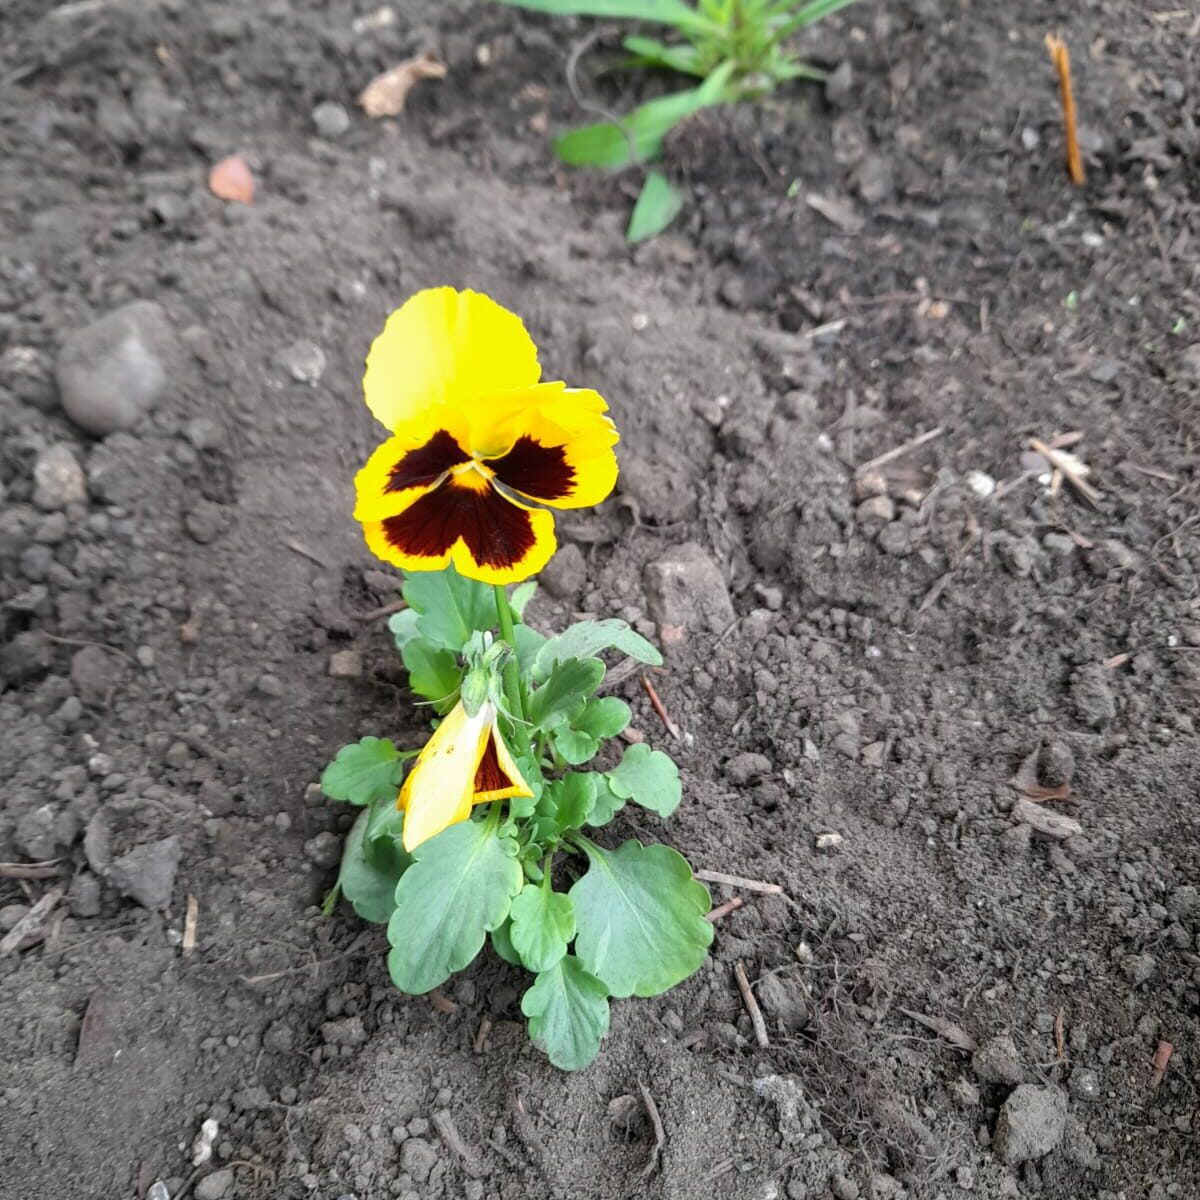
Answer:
[{"left": 493, "top": 584, "right": 527, "bottom": 723}]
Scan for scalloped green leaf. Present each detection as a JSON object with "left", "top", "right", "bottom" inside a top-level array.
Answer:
[
  {"left": 509, "top": 883, "right": 576, "bottom": 973},
  {"left": 400, "top": 639, "right": 461, "bottom": 713},
  {"left": 320, "top": 737, "right": 404, "bottom": 806},
  {"left": 402, "top": 566, "right": 496, "bottom": 651},
  {"left": 387, "top": 820, "right": 523, "bottom": 994},
  {"left": 527, "top": 657, "right": 606, "bottom": 733},
  {"left": 605, "top": 742, "right": 681, "bottom": 817},
  {"left": 338, "top": 805, "right": 412, "bottom": 924},
  {"left": 521, "top": 955, "right": 611, "bottom": 1071},
  {"left": 570, "top": 838, "right": 712, "bottom": 998},
  {"left": 533, "top": 619, "right": 662, "bottom": 682}
]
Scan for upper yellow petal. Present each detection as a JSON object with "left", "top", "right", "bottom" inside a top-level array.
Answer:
[{"left": 363, "top": 288, "right": 542, "bottom": 432}]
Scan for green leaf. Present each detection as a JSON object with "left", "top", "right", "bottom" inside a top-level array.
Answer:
[
  {"left": 527, "top": 657, "right": 606, "bottom": 732},
  {"left": 627, "top": 170, "right": 686, "bottom": 243},
  {"left": 509, "top": 884, "right": 576, "bottom": 972},
  {"left": 387, "top": 819, "right": 523, "bottom": 994},
  {"left": 623, "top": 34, "right": 706, "bottom": 76},
  {"left": 321, "top": 737, "right": 404, "bottom": 806},
  {"left": 521, "top": 955, "right": 611, "bottom": 1071},
  {"left": 570, "top": 838, "right": 713, "bottom": 997},
  {"left": 495, "top": 0, "right": 720, "bottom": 38},
  {"left": 509, "top": 581, "right": 538, "bottom": 619},
  {"left": 553, "top": 726, "right": 602, "bottom": 766},
  {"left": 388, "top": 608, "right": 421, "bottom": 650},
  {"left": 577, "top": 696, "right": 632, "bottom": 740},
  {"left": 513, "top": 623, "right": 548, "bottom": 676},
  {"left": 338, "top": 806, "right": 412, "bottom": 925},
  {"left": 776, "top": 0, "right": 860, "bottom": 37},
  {"left": 533, "top": 619, "right": 661, "bottom": 682},
  {"left": 586, "top": 775, "right": 626, "bottom": 827},
  {"left": 554, "top": 65, "right": 732, "bottom": 168},
  {"left": 605, "top": 743, "right": 682, "bottom": 817},
  {"left": 542, "top": 772, "right": 598, "bottom": 831},
  {"left": 401, "top": 639, "right": 461, "bottom": 712},
  {"left": 491, "top": 918, "right": 524, "bottom": 967},
  {"left": 402, "top": 566, "right": 496, "bottom": 651}
]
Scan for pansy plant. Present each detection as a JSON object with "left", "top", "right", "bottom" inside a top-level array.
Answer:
[{"left": 320, "top": 289, "right": 712, "bottom": 1070}]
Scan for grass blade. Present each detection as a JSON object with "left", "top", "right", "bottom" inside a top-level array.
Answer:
[{"left": 626, "top": 170, "right": 685, "bottom": 242}]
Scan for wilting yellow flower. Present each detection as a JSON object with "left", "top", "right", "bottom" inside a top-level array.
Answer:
[
  {"left": 354, "top": 287, "right": 620, "bottom": 584},
  {"left": 398, "top": 698, "right": 533, "bottom": 851}
]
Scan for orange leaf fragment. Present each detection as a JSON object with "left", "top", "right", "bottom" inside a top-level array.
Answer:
[
  {"left": 208, "top": 155, "right": 255, "bottom": 204},
  {"left": 358, "top": 52, "right": 447, "bottom": 118}
]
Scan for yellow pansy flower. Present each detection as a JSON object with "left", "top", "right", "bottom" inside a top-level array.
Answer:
[
  {"left": 354, "top": 287, "right": 620, "bottom": 585},
  {"left": 398, "top": 697, "right": 533, "bottom": 851}
]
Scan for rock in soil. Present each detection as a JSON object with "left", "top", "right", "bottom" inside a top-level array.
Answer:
[
  {"left": 972, "top": 1034, "right": 1025, "bottom": 1085},
  {"left": 107, "top": 836, "right": 182, "bottom": 910},
  {"left": 194, "top": 1168, "right": 234, "bottom": 1200},
  {"left": 70, "top": 645, "right": 126, "bottom": 706},
  {"left": 643, "top": 543, "right": 736, "bottom": 637},
  {"left": 756, "top": 971, "right": 810, "bottom": 1033},
  {"left": 55, "top": 300, "right": 179, "bottom": 435},
  {"left": 993, "top": 1084, "right": 1067, "bottom": 1163},
  {"left": 32, "top": 443, "right": 87, "bottom": 510}
]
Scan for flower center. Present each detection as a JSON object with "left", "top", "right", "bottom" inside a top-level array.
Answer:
[{"left": 449, "top": 459, "right": 496, "bottom": 492}]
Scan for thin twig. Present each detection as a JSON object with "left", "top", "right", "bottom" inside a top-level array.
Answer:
[
  {"left": 1054, "top": 1007, "right": 1067, "bottom": 1065},
  {"left": 0, "top": 887, "right": 65, "bottom": 956},
  {"left": 856, "top": 426, "right": 944, "bottom": 475},
  {"left": 706, "top": 895, "right": 745, "bottom": 922},
  {"left": 473, "top": 1017, "right": 492, "bottom": 1054},
  {"left": 637, "top": 1080, "right": 666, "bottom": 1179},
  {"left": 1045, "top": 33, "right": 1085, "bottom": 185},
  {"left": 0, "top": 860, "right": 62, "bottom": 880},
  {"left": 355, "top": 599, "right": 406, "bottom": 622},
  {"left": 1028, "top": 437, "right": 1101, "bottom": 506},
  {"left": 429, "top": 989, "right": 457, "bottom": 1014},
  {"left": 1151, "top": 1040, "right": 1174, "bottom": 1087},
  {"left": 694, "top": 869, "right": 783, "bottom": 895},
  {"left": 183, "top": 894, "right": 198, "bottom": 957},
  {"left": 283, "top": 538, "right": 333, "bottom": 569},
  {"left": 734, "top": 961, "right": 769, "bottom": 1048},
  {"left": 641, "top": 674, "right": 681, "bottom": 740}
]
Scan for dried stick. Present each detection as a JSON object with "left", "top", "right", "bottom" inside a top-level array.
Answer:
[
  {"left": 0, "top": 860, "right": 61, "bottom": 880},
  {"left": 856, "top": 426, "right": 944, "bottom": 475},
  {"left": 1151, "top": 1040, "right": 1174, "bottom": 1087},
  {"left": 1045, "top": 34, "right": 1085, "bottom": 185},
  {"left": 637, "top": 1081, "right": 666, "bottom": 1179},
  {"left": 0, "top": 887, "right": 65, "bottom": 956},
  {"left": 733, "top": 961, "right": 769, "bottom": 1048},
  {"left": 1028, "top": 437, "right": 1101, "bottom": 506},
  {"left": 641, "top": 674, "right": 681, "bottom": 740},
  {"left": 183, "top": 894, "right": 199, "bottom": 957},
  {"left": 694, "top": 869, "right": 783, "bottom": 895},
  {"left": 705, "top": 896, "right": 745, "bottom": 923},
  {"left": 473, "top": 1017, "right": 492, "bottom": 1054}
]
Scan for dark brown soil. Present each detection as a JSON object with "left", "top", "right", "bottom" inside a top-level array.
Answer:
[{"left": 2, "top": 2, "right": 1199, "bottom": 1199}]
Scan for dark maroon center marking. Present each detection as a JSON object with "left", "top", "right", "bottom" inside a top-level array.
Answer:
[
  {"left": 381, "top": 478, "right": 536, "bottom": 569},
  {"left": 486, "top": 435, "right": 575, "bottom": 502},
  {"left": 474, "top": 733, "right": 512, "bottom": 793},
  {"left": 386, "top": 430, "right": 470, "bottom": 493}
]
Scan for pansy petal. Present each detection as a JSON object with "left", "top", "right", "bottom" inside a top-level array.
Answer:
[
  {"left": 399, "top": 702, "right": 488, "bottom": 851},
  {"left": 363, "top": 288, "right": 541, "bottom": 432},
  {"left": 474, "top": 721, "right": 534, "bottom": 803},
  {"left": 363, "top": 472, "right": 557, "bottom": 585},
  {"left": 486, "top": 392, "right": 619, "bottom": 510},
  {"left": 354, "top": 429, "right": 471, "bottom": 521}
]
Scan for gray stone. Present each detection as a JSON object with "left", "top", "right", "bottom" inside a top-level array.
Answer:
[
  {"left": 194, "top": 1168, "right": 234, "bottom": 1200},
  {"left": 68, "top": 872, "right": 102, "bottom": 917},
  {"left": 1061, "top": 1115, "right": 1101, "bottom": 1170},
  {"left": 313, "top": 101, "right": 351, "bottom": 139},
  {"left": 56, "top": 301, "right": 179, "bottom": 435},
  {"left": 70, "top": 644, "right": 126, "bottom": 706},
  {"left": 1121, "top": 953, "right": 1155, "bottom": 986},
  {"left": 756, "top": 971, "right": 809, "bottom": 1033},
  {"left": 973, "top": 1034, "right": 1024, "bottom": 1085},
  {"left": 1067, "top": 1068, "right": 1100, "bottom": 1102},
  {"left": 322, "top": 1016, "right": 367, "bottom": 1047},
  {"left": 1071, "top": 666, "right": 1116, "bottom": 727},
  {"left": 538, "top": 542, "right": 586, "bottom": 601},
  {"left": 184, "top": 501, "right": 229, "bottom": 544},
  {"left": 643, "top": 543, "right": 735, "bottom": 636},
  {"left": 32, "top": 443, "right": 87, "bottom": 510},
  {"left": 824, "top": 61, "right": 854, "bottom": 107},
  {"left": 15, "top": 802, "right": 77, "bottom": 860},
  {"left": 1012, "top": 797, "right": 1082, "bottom": 841},
  {"left": 328, "top": 650, "right": 363, "bottom": 678},
  {"left": 305, "top": 832, "right": 341, "bottom": 868},
  {"left": 993, "top": 1084, "right": 1067, "bottom": 1163},
  {"left": 724, "top": 752, "right": 772, "bottom": 786},
  {"left": 876, "top": 522, "right": 911, "bottom": 556},
  {"left": 855, "top": 495, "right": 894, "bottom": 526},
  {"left": 108, "top": 836, "right": 181, "bottom": 909},
  {"left": 276, "top": 339, "right": 326, "bottom": 385},
  {"left": 399, "top": 1137, "right": 438, "bottom": 1184}
]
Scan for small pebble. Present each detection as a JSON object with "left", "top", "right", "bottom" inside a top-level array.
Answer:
[{"left": 313, "top": 101, "right": 351, "bottom": 139}]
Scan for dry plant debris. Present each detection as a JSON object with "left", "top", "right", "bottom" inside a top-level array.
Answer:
[{"left": 358, "top": 52, "right": 447, "bottom": 118}]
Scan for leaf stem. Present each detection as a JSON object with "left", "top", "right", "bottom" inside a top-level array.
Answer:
[{"left": 493, "top": 584, "right": 527, "bottom": 723}]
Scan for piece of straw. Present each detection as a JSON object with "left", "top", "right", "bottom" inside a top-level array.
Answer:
[{"left": 1045, "top": 33, "right": 1085, "bottom": 185}]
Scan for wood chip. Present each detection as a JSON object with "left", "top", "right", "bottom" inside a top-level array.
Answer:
[
  {"left": 75, "top": 987, "right": 117, "bottom": 1069},
  {"left": 358, "top": 52, "right": 446, "bottom": 118},
  {"left": 898, "top": 1007, "right": 978, "bottom": 1051},
  {"left": 0, "top": 886, "right": 64, "bottom": 956},
  {"left": 208, "top": 155, "right": 255, "bottom": 204},
  {"left": 183, "top": 893, "right": 199, "bottom": 957},
  {"left": 1151, "top": 1040, "right": 1174, "bottom": 1087},
  {"left": 1013, "top": 797, "right": 1082, "bottom": 840}
]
